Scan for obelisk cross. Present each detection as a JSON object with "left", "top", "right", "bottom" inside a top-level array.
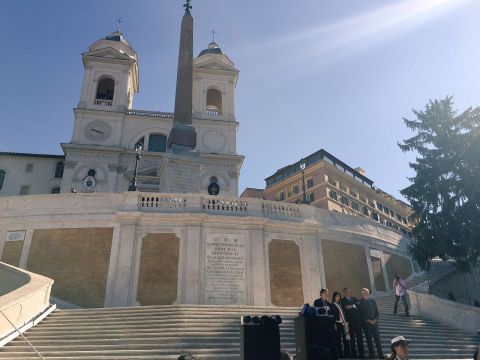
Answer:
[
  {"left": 116, "top": 18, "right": 124, "bottom": 32},
  {"left": 184, "top": 0, "right": 192, "bottom": 14},
  {"left": 211, "top": 29, "right": 218, "bottom": 42}
]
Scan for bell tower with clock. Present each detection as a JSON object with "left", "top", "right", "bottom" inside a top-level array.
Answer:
[{"left": 60, "top": 30, "right": 139, "bottom": 194}]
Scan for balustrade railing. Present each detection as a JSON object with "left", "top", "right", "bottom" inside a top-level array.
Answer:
[
  {"left": 140, "top": 194, "right": 187, "bottom": 209},
  {"left": 261, "top": 201, "right": 303, "bottom": 217},
  {"left": 126, "top": 109, "right": 174, "bottom": 118},
  {"left": 202, "top": 198, "right": 248, "bottom": 213},
  {"left": 205, "top": 110, "right": 221, "bottom": 116},
  {"left": 94, "top": 99, "right": 113, "bottom": 107}
]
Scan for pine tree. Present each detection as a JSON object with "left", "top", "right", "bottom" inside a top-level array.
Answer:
[{"left": 399, "top": 96, "right": 480, "bottom": 271}]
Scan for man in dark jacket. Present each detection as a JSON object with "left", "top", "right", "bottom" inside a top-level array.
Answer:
[
  {"left": 341, "top": 287, "right": 364, "bottom": 359},
  {"left": 314, "top": 288, "right": 331, "bottom": 308},
  {"left": 358, "top": 288, "right": 384, "bottom": 359}
]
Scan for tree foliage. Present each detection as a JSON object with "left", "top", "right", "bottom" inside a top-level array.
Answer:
[{"left": 399, "top": 97, "right": 480, "bottom": 271}]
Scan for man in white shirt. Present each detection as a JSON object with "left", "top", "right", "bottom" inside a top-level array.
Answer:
[{"left": 392, "top": 274, "right": 409, "bottom": 316}]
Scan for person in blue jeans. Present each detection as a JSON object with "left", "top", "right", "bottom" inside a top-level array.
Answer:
[{"left": 392, "top": 274, "right": 409, "bottom": 316}]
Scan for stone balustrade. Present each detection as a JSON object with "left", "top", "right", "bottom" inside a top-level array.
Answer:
[
  {"left": 140, "top": 194, "right": 187, "bottom": 209},
  {"left": 125, "top": 109, "right": 174, "bottom": 118},
  {"left": 94, "top": 99, "right": 112, "bottom": 107}
]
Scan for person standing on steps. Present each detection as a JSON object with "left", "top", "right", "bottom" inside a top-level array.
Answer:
[
  {"left": 314, "top": 288, "right": 331, "bottom": 308},
  {"left": 341, "top": 287, "right": 365, "bottom": 359},
  {"left": 358, "top": 288, "right": 384, "bottom": 359},
  {"left": 393, "top": 274, "right": 410, "bottom": 316},
  {"left": 386, "top": 336, "right": 409, "bottom": 360},
  {"left": 331, "top": 291, "right": 351, "bottom": 359}
]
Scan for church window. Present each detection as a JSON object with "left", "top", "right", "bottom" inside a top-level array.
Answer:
[
  {"left": 206, "top": 88, "right": 222, "bottom": 115},
  {"left": 51, "top": 187, "right": 61, "bottom": 194},
  {"left": 20, "top": 185, "right": 30, "bottom": 195},
  {"left": 0, "top": 170, "right": 5, "bottom": 190},
  {"left": 25, "top": 163, "right": 33, "bottom": 173},
  {"left": 96, "top": 77, "right": 115, "bottom": 101},
  {"left": 148, "top": 134, "right": 167, "bottom": 153},
  {"left": 54, "top": 161, "right": 64, "bottom": 179}
]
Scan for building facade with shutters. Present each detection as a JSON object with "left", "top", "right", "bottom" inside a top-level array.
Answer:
[{"left": 262, "top": 149, "right": 415, "bottom": 237}]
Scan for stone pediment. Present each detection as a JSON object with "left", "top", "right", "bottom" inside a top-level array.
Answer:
[
  {"left": 194, "top": 58, "right": 236, "bottom": 73},
  {"left": 83, "top": 47, "right": 133, "bottom": 62}
]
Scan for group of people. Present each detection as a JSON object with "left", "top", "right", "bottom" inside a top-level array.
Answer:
[{"left": 312, "top": 274, "right": 410, "bottom": 360}]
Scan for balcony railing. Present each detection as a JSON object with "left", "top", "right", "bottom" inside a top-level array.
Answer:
[
  {"left": 94, "top": 99, "right": 113, "bottom": 107},
  {"left": 205, "top": 110, "right": 222, "bottom": 116}
]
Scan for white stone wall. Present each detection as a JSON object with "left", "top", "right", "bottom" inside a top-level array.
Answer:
[
  {"left": 0, "top": 193, "right": 415, "bottom": 307},
  {"left": 0, "top": 155, "right": 63, "bottom": 197}
]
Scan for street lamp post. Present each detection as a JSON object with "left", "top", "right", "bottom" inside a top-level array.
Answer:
[
  {"left": 300, "top": 158, "right": 310, "bottom": 204},
  {"left": 128, "top": 143, "right": 143, "bottom": 191}
]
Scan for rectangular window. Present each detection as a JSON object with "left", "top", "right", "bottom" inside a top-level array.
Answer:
[
  {"left": 20, "top": 185, "right": 30, "bottom": 195},
  {"left": 352, "top": 202, "right": 359, "bottom": 211},
  {"left": 148, "top": 134, "right": 167, "bottom": 152},
  {"left": 377, "top": 203, "right": 383, "bottom": 211},
  {"left": 279, "top": 192, "right": 285, "bottom": 201},
  {"left": 379, "top": 217, "right": 385, "bottom": 225},
  {"left": 402, "top": 217, "right": 408, "bottom": 225},
  {"left": 293, "top": 185, "right": 299, "bottom": 195},
  {"left": 0, "top": 170, "right": 5, "bottom": 190},
  {"left": 390, "top": 210, "right": 395, "bottom": 217},
  {"left": 383, "top": 206, "right": 390, "bottom": 214},
  {"left": 396, "top": 214, "right": 402, "bottom": 221},
  {"left": 25, "top": 163, "right": 33, "bottom": 173},
  {"left": 51, "top": 187, "right": 61, "bottom": 194},
  {"left": 329, "top": 190, "right": 338, "bottom": 200},
  {"left": 306, "top": 179, "right": 314, "bottom": 188},
  {"left": 341, "top": 195, "right": 349, "bottom": 206},
  {"left": 363, "top": 207, "right": 369, "bottom": 216},
  {"left": 371, "top": 212, "right": 379, "bottom": 221}
]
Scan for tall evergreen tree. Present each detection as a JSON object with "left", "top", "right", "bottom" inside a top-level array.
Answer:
[{"left": 399, "top": 97, "right": 480, "bottom": 271}]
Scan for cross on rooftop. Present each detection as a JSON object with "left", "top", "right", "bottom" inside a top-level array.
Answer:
[
  {"left": 116, "top": 18, "right": 124, "bottom": 32},
  {"left": 211, "top": 29, "right": 218, "bottom": 42},
  {"left": 184, "top": 0, "right": 192, "bottom": 14}
]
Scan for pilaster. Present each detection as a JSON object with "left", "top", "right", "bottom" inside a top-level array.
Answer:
[
  {"left": 104, "top": 220, "right": 138, "bottom": 307},
  {"left": 302, "top": 235, "right": 322, "bottom": 303},
  {"left": 19, "top": 229, "right": 34, "bottom": 269},
  {"left": 364, "top": 245, "right": 376, "bottom": 293},
  {"left": 182, "top": 225, "right": 201, "bottom": 304},
  {"left": 250, "top": 227, "right": 268, "bottom": 305}
]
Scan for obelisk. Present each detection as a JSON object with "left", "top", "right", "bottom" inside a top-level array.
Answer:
[{"left": 167, "top": 0, "right": 197, "bottom": 153}]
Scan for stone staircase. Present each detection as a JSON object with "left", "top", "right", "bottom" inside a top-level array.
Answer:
[{"left": 0, "top": 294, "right": 477, "bottom": 360}]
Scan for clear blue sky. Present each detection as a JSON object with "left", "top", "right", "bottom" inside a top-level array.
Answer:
[{"left": 1, "top": 0, "right": 479, "bottom": 200}]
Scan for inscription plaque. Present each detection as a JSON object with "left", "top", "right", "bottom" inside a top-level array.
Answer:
[
  {"left": 204, "top": 234, "right": 247, "bottom": 305},
  {"left": 6, "top": 231, "right": 26, "bottom": 242}
]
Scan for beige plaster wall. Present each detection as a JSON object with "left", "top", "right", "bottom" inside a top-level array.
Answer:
[
  {"left": 137, "top": 233, "right": 180, "bottom": 306},
  {"left": 27, "top": 228, "right": 113, "bottom": 308},
  {"left": 384, "top": 252, "right": 413, "bottom": 283},
  {"left": 1, "top": 241, "right": 23, "bottom": 267},
  {"left": 323, "top": 240, "right": 371, "bottom": 295},
  {"left": 268, "top": 239, "right": 304, "bottom": 307}
]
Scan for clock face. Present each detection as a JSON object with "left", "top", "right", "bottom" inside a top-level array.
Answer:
[
  {"left": 85, "top": 120, "right": 111, "bottom": 141},
  {"left": 83, "top": 175, "right": 96, "bottom": 191}
]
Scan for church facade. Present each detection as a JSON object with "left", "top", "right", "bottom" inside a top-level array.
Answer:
[{"left": 0, "top": 30, "right": 243, "bottom": 197}]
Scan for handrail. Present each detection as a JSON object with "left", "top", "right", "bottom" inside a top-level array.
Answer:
[{"left": 0, "top": 310, "right": 45, "bottom": 359}]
